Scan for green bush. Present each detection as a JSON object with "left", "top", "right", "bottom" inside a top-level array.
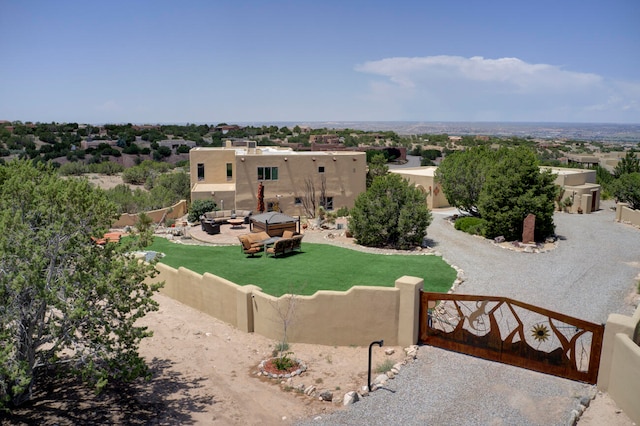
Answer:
[
  {"left": 454, "top": 216, "right": 486, "bottom": 236},
  {"left": 335, "top": 206, "right": 350, "bottom": 217},
  {"left": 188, "top": 199, "right": 216, "bottom": 222}
]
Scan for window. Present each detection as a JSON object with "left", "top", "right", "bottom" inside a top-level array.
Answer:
[
  {"left": 318, "top": 166, "right": 325, "bottom": 173},
  {"left": 226, "top": 163, "right": 232, "bottom": 181},
  {"left": 294, "top": 197, "right": 302, "bottom": 205},
  {"left": 257, "top": 166, "right": 279, "bottom": 181},
  {"left": 197, "top": 163, "right": 205, "bottom": 181},
  {"left": 321, "top": 196, "right": 334, "bottom": 210}
]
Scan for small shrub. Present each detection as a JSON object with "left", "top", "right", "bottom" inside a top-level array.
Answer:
[
  {"left": 454, "top": 216, "right": 486, "bottom": 236},
  {"left": 336, "top": 206, "right": 350, "bottom": 217},
  {"left": 273, "top": 352, "right": 296, "bottom": 371},
  {"left": 272, "top": 341, "right": 290, "bottom": 357},
  {"left": 374, "top": 359, "right": 395, "bottom": 374},
  {"left": 188, "top": 199, "right": 216, "bottom": 222},
  {"left": 315, "top": 378, "right": 323, "bottom": 384}
]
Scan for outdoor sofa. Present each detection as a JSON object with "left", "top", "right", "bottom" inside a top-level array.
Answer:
[
  {"left": 202, "top": 209, "right": 253, "bottom": 224},
  {"left": 266, "top": 231, "right": 303, "bottom": 258}
]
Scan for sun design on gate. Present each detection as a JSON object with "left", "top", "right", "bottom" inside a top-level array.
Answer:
[{"left": 531, "top": 323, "right": 551, "bottom": 342}]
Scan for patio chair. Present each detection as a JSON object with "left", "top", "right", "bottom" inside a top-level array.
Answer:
[{"left": 238, "top": 235, "right": 262, "bottom": 257}]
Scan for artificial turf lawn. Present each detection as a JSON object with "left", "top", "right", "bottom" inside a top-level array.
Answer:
[{"left": 148, "top": 237, "right": 456, "bottom": 297}]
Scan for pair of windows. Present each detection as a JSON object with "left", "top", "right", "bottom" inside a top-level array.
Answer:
[{"left": 197, "top": 163, "right": 233, "bottom": 181}]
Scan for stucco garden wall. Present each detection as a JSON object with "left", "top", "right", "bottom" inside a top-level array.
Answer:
[
  {"left": 616, "top": 202, "right": 640, "bottom": 228},
  {"left": 597, "top": 304, "right": 640, "bottom": 424},
  {"left": 113, "top": 199, "right": 188, "bottom": 228},
  {"left": 152, "top": 263, "right": 423, "bottom": 347}
]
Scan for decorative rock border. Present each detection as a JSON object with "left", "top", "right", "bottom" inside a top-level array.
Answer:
[
  {"left": 257, "top": 358, "right": 307, "bottom": 379},
  {"left": 255, "top": 346, "right": 421, "bottom": 407}
]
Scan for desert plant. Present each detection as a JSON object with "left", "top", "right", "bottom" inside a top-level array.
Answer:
[
  {"left": 374, "top": 359, "right": 395, "bottom": 374},
  {"left": 335, "top": 206, "right": 350, "bottom": 217},
  {"left": 272, "top": 351, "right": 296, "bottom": 371}
]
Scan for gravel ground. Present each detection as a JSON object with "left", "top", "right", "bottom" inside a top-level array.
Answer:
[{"left": 297, "top": 201, "right": 639, "bottom": 426}]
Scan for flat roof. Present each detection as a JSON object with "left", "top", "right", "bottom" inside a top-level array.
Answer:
[
  {"left": 390, "top": 166, "right": 438, "bottom": 177},
  {"left": 191, "top": 183, "right": 236, "bottom": 193},
  {"left": 541, "top": 167, "right": 594, "bottom": 176},
  {"left": 191, "top": 147, "right": 362, "bottom": 156}
]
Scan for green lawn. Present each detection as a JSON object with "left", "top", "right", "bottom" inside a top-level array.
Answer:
[{"left": 148, "top": 237, "right": 456, "bottom": 297}]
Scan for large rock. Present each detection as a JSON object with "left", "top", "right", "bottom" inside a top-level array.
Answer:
[
  {"left": 343, "top": 391, "right": 360, "bottom": 405},
  {"left": 522, "top": 213, "right": 536, "bottom": 244},
  {"left": 319, "top": 390, "right": 333, "bottom": 402}
]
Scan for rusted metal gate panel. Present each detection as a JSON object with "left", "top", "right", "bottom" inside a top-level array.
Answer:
[{"left": 419, "top": 292, "right": 604, "bottom": 384}]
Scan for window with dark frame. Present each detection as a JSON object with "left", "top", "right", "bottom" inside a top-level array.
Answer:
[
  {"left": 294, "top": 197, "right": 302, "bottom": 205},
  {"left": 197, "top": 163, "right": 205, "bottom": 181},
  {"left": 226, "top": 163, "right": 232, "bottom": 181},
  {"left": 318, "top": 166, "right": 325, "bottom": 173},
  {"left": 257, "top": 166, "right": 279, "bottom": 181}
]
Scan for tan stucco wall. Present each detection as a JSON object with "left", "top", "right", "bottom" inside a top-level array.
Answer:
[
  {"left": 190, "top": 147, "right": 367, "bottom": 216},
  {"left": 152, "top": 262, "right": 423, "bottom": 347},
  {"left": 597, "top": 305, "right": 640, "bottom": 424},
  {"left": 112, "top": 199, "right": 188, "bottom": 227},
  {"left": 616, "top": 203, "right": 640, "bottom": 227},
  {"left": 390, "top": 168, "right": 450, "bottom": 210}
]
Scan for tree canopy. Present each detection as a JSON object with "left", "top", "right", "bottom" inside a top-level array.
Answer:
[
  {"left": 612, "top": 172, "right": 640, "bottom": 210},
  {"left": 435, "top": 146, "right": 495, "bottom": 216},
  {"left": 613, "top": 151, "right": 639, "bottom": 178},
  {"left": 0, "top": 160, "right": 162, "bottom": 409},
  {"left": 478, "top": 147, "right": 557, "bottom": 241},
  {"left": 349, "top": 173, "right": 432, "bottom": 249}
]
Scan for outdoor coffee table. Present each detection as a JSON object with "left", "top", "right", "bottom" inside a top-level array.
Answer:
[{"left": 228, "top": 218, "right": 244, "bottom": 228}]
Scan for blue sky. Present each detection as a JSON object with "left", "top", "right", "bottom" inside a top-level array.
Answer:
[{"left": 1, "top": 0, "right": 638, "bottom": 124}]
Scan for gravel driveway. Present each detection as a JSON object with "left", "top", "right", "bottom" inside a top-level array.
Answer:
[{"left": 298, "top": 202, "right": 639, "bottom": 426}]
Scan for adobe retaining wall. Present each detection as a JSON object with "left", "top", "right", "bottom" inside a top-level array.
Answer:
[
  {"left": 152, "top": 263, "right": 423, "bottom": 347},
  {"left": 597, "top": 304, "right": 640, "bottom": 424},
  {"left": 616, "top": 202, "right": 640, "bottom": 228},
  {"left": 113, "top": 199, "right": 188, "bottom": 228}
]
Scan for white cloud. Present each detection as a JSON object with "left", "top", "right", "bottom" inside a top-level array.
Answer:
[{"left": 354, "top": 55, "right": 638, "bottom": 122}]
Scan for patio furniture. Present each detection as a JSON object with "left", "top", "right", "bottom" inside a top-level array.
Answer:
[
  {"left": 266, "top": 234, "right": 303, "bottom": 257},
  {"left": 228, "top": 218, "right": 245, "bottom": 228},
  {"left": 202, "top": 209, "right": 253, "bottom": 224},
  {"left": 238, "top": 233, "right": 267, "bottom": 256},
  {"left": 202, "top": 220, "right": 220, "bottom": 235}
]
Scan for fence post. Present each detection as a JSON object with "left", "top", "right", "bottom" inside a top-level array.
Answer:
[{"left": 395, "top": 276, "right": 424, "bottom": 347}]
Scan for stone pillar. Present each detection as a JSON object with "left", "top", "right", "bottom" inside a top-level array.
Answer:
[
  {"left": 236, "top": 285, "right": 261, "bottom": 333},
  {"left": 395, "top": 276, "right": 424, "bottom": 347}
]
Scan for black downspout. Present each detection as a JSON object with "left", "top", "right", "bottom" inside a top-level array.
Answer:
[{"left": 368, "top": 340, "right": 384, "bottom": 392}]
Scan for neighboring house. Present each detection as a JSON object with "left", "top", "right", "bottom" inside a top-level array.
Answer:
[
  {"left": 157, "top": 139, "right": 196, "bottom": 150},
  {"left": 542, "top": 167, "right": 601, "bottom": 213},
  {"left": 389, "top": 167, "right": 450, "bottom": 210},
  {"left": 189, "top": 142, "right": 367, "bottom": 216},
  {"left": 391, "top": 165, "right": 601, "bottom": 214}
]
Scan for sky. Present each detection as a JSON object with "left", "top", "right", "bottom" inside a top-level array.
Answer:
[{"left": 1, "top": 0, "right": 639, "bottom": 124}]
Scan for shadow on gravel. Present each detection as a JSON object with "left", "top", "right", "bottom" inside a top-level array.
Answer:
[
  {"left": 555, "top": 234, "right": 567, "bottom": 240},
  {"left": 4, "top": 357, "right": 214, "bottom": 425},
  {"left": 423, "top": 237, "right": 439, "bottom": 248}
]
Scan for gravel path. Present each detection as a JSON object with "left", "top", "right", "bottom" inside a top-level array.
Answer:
[{"left": 297, "top": 202, "right": 639, "bottom": 426}]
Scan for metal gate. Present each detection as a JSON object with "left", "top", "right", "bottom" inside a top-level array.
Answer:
[{"left": 419, "top": 292, "right": 604, "bottom": 384}]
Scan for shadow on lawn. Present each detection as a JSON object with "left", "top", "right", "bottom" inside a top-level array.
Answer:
[{"left": 4, "top": 358, "right": 214, "bottom": 425}]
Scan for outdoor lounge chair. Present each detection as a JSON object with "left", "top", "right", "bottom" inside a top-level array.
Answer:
[{"left": 238, "top": 235, "right": 263, "bottom": 256}]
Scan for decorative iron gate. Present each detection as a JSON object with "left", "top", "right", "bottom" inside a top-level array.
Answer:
[{"left": 419, "top": 292, "right": 604, "bottom": 384}]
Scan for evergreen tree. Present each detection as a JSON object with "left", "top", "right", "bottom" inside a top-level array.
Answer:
[
  {"left": 478, "top": 148, "right": 556, "bottom": 241},
  {"left": 0, "top": 160, "right": 162, "bottom": 409},
  {"left": 349, "top": 173, "right": 432, "bottom": 249}
]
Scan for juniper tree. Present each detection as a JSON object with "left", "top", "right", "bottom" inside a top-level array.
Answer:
[{"left": 0, "top": 160, "right": 162, "bottom": 409}]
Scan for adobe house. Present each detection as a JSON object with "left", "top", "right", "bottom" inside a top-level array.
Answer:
[
  {"left": 389, "top": 167, "right": 450, "bottom": 210},
  {"left": 542, "top": 167, "right": 601, "bottom": 213},
  {"left": 189, "top": 142, "right": 367, "bottom": 216}
]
